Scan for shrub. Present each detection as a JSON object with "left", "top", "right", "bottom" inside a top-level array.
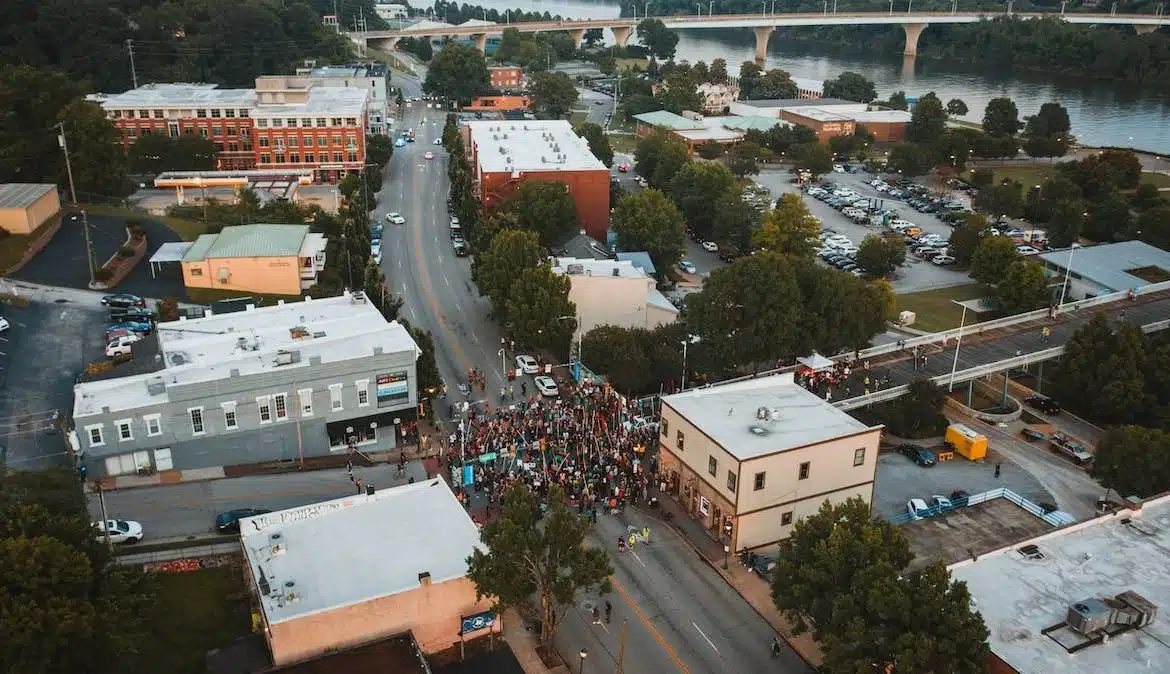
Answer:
[
  {"left": 93, "top": 268, "right": 114, "bottom": 282},
  {"left": 117, "top": 245, "right": 135, "bottom": 258},
  {"left": 157, "top": 298, "right": 180, "bottom": 322}
]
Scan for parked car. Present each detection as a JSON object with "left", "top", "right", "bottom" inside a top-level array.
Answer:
[
  {"left": 534, "top": 375, "right": 559, "bottom": 397},
  {"left": 898, "top": 443, "right": 936, "bottom": 467},
  {"left": 1016, "top": 245, "right": 1040, "bottom": 255},
  {"left": 701, "top": 241, "right": 718, "bottom": 253},
  {"left": 515, "top": 354, "right": 539, "bottom": 375},
  {"left": 617, "top": 163, "right": 629, "bottom": 173},
  {"left": 1024, "top": 395, "right": 1061, "bottom": 415},
  {"left": 0, "top": 316, "right": 8, "bottom": 332},
  {"left": 215, "top": 508, "right": 272, "bottom": 533},
  {"left": 906, "top": 498, "right": 931, "bottom": 520},
  {"left": 94, "top": 519, "right": 143, "bottom": 544},
  {"left": 106, "top": 321, "right": 153, "bottom": 336},
  {"left": 929, "top": 495, "right": 954, "bottom": 510},
  {"left": 108, "top": 308, "right": 154, "bottom": 323},
  {"left": 679, "top": 260, "right": 697, "bottom": 274},
  {"left": 452, "top": 238, "right": 469, "bottom": 257},
  {"left": 371, "top": 241, "right": 382, "bottom": 265},
  {"left": 101, "top": 293, "right": 145, "bottom": 308},
  {"left": 932, "top": 255, "right": 956, "bottom": 266},
  {"left": 106, "top": 334, "right": 141, "bottom": 357},
  {"left": 386, "top": 212, "right": 405, "bottom": 225}
]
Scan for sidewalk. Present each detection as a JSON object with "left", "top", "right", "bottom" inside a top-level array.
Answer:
[
  {"left": 638, "top": 489, "right": 824, "bottom": 668},
  {"left": 500, "top": 608, "right": 567, "bottom": 674}
]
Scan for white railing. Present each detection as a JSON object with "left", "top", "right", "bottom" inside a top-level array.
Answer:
[{"left": 889, "top": 487, "right": 1071, "bottom": 526}]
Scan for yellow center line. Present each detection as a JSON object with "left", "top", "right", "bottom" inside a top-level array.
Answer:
[{"left": 611, "top": 575, "right": 690, "bottom": 673}]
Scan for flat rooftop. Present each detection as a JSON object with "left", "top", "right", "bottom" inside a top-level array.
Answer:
[
  {"left": 901, "top": 497, "right": 1057, "bottom": 571},
  {"left": 1039, "top": 240, "right": 1170, "bottom": 292},
  {"left": 851, "top": 109, "right": 913, "bottom": 123},
  {"left": 241, "top": 478, "right": 484, "bottom": 624},
  {"left": 73, "top": 292, "right": 419, "bottom": 417},
  {"left": 90, "top": 83, "right": 257, "bottom": 108},
  {"left": 250, "top": 86, "right": 368, "bottom": 116},
  {"left": 784, "top": 106, "right": 853, "bottom": 122},
  {"left": 661, "top": 373, "right": 876, "bottom": 460},
  {"left": 0, "top": 183, "right": 56, "bottom": 209},
  {"left": 551, "top": 256, "right": 649, "bottom": 280},
  {"left": 950, "top": 496, "right": 1170, "bottom": 674},
  {"left": 733, "top": 97, "right": 859, "bottom": 109},
  {"left": 467, "top": 120, "right": 606, "bottom": 174}
]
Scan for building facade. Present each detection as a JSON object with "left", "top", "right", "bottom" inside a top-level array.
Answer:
[
  {"left": 91, "top": 79, "right": 369, "bottom": 183},
  {"left": 462, "top": 120, "right": 610, "bottom": 241},
  {"left": 72, "top": 292, "right": 420, "bottom": 478},
  {"left": 695, "top": 83, "right": 739, "bottom": 114},
  {"left": 656, "top": 374, "right": 882, "bottom": 552},
  {"left": 489, "top": 66, "right": 525, "bottom": 90},
  {"left": 180, "top": 224, "right": 327, "bottom": 295},
  {"left": 551, "top": 257, "right": 678, "bottom": 334},
  {"left": 285, "top": 62, "right": 391, "bottom": 135},
  {"left": 0, "top": 183, "right": 60, "bottom": 235},
  {"left": 1038, "top": 240, "right": 1170, "bottom": 301}
]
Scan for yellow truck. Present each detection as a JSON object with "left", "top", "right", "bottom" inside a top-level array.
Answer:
[{"left": 945, "top": 423, "right": 988, "bottom": 461}]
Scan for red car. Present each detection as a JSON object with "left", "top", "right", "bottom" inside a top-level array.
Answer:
[{"left": 617, "top": 163, "right": 629, "bottom": 173}]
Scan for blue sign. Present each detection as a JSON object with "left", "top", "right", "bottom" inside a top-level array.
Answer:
[
  {"left": 460, "top": 610, "right": 497, "bottom": 634},
  {"left": 462, "top": 464, "right": 474, "bottom": 486}
]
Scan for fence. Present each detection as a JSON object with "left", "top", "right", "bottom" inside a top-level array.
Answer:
[
  {"left": 888, "top": 487, "right": 1074, "bottom": 527},
  {"left": 112, "top": 541, "right": 242, "bottom": 567}
]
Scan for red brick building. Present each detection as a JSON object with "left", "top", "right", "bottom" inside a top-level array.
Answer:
[
  {"left": 489, "top": 66, "right": 525, "bottom": 90},
  {"left": 461, "top": 120, "right": 610, "bottom": 241},
  {"left": 90, "top": 80, "right": 369, "bottom": 183}
]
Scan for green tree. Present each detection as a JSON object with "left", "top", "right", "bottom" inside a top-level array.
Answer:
[
  {"left": 612, "top": 189, "right": 686, "bottom": 273},
  {"left": 506, "top": 264, "right": 578, "bottom": 354},
  {"left": 582, "top": 27, "right": 604, "bottom": 47},
  {"left": 973, "top": 179, "right": 1025, "bottom": 218},
  {"left": 1045, "top": 198, "right": 1087, "bottom": 248},
  {"left": 983, "top": 97, "right": 1022, "bottom": 137},
  {"left": 597, "top": 54, "right": 617, "bottom": 75},
  {"left": 770, "top": 498, "right": 913, "bottom": 639},
  {"left": 855, "top": 234, "right": 906, "bottom": 278},
  {"left": 424, "top": 42, "right": 491, "bottom": 104},
  {"left": 636, "top": 19, "right": 678, "bottom": 59},
  {"left": 738, "top": 61, "right": 763, "bottom": 99},
  {"left": 969, "top": 235, "right": 1021, "bottom": 286},
  {"left": 402, "top": 320, "right": 441, "bottom": 395},
  {"left": 882, "top": 91, "right": 909, "bottom": 111},
  {"left": 529, "top": 71, "right": 579, "bottom": 118},
  {"left": 1083, "top": 189, "right": 1131, "bottom": 242},
  {"left": 126, "top": 133, "right": 214, "bottom": 174},
  {"left": 822, "top": 71, "right": 877, "bottom": 103},
  {"left": 752, "top": 193, "right": 819, "bottom": 258},
  {"left": 887, "top": 378, "right": 951, "bottom": 437},
  {"left": 949, "top": 214, "right": 990, "bottom": 267},
  {"left": 906, "top": 92, "right": 947, "bottom": 145},
  {"left": 695, "top": 141, "right": 726, "bottom": 160},
  {"left": 1055, "top": 313, "right": 1148, "bottom": 425},
  {"left": 366, "top": 134, "right": 395, "bottom": 166},
  {"left": 946, "top": 98, "right": 969, "bottom": 116},
  {"left": 793, "top": 142, "right": 833, "bottom": 180},
  {"left": 466, "top": 482, "right": 612, "bottom": 656},
  {"left": 886, "top": 141, "right": 933, "bottom": 176},
  {"left": 708, "top": 58, "right": 729, "bottom": 84},
  {"left": 1129, "top": 183, "right": 1164, "bottom": 212},
  {"left": 1137, "top": 204, "right": 1170, "bottom": 250},
  {"left": 649, "top": 137, "right": 689, "bottom": 188},
  {"left": 576, "top": 122, "right": 613, "bottom": 167},
  {"left": 471, "top": 229, "right": 546, "bottom": 320},
  {"left": 752, "top": 68, "right": 798, "bottom": 99},
  {"left": 668, "top": 161, "right": 735, "bottom": 238},
  {"left": 969, "top": 168, "right": 995, "bottom": 189},
  {"left": 1092, "top": 426, "right": 1170, "bottom": 499},
  {"left": 498, "top": 181, "right": 578, "bottom": 246},
  {"left": 994, "top": 260, "right": 1050, "bottom": 313},
  {"left": 361, "top": 260, "right": 403, "bottom": 322},
  {"left": 712, "top": 189, "right": 760, "bottom": 253},
  {"left": 726, "top": 141, "right": 762, "bottom": 178}
]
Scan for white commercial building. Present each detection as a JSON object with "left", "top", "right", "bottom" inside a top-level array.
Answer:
[
  {"left": 1039, "top": 240, "right": 1170, "bottom": 301},
  {"left": 550, "top": 257, "right": 678, "bottom": 335}
]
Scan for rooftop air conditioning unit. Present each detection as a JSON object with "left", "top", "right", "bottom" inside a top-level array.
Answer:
[
  {"left": 565, "top": 263, "right": 584, "bottom": 275},
  {"left": 611, "top": 267, "right": 620, "bottom": 276}
]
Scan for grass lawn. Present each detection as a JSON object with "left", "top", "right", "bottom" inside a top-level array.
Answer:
[
  {"left": 1141, "top": 171, "right": 1170, "bottom": 188},
  {"left": 0, "top": 232, "right": 34, "bottom": 272},
  {"left": 896, "top": 283, "right": 989, "bottom": 333},
  {"left": 79, "top": 203, "right": 206, "bottom": 241},
  {"left": 133, "top": 566, "right": 252, "bottom": 674},
  {"left": 568, "top": 110, "right": 589, "bottom": 127},
  {"left": 615, "top": 57, "right": 648, "bottom": 71},
  {"left": 608, "top": 133, "right": 639, "bottom": 154},
  {"left": 967, "top": 165, "right": 1170, "bottom": 191},
  {"left": 184, "top": 287, "right": 305, "bottom": 306}
]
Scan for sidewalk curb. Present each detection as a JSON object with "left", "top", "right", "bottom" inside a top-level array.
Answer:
[{"left": 631, "top": 503, "right": 821, "bottom": 670}]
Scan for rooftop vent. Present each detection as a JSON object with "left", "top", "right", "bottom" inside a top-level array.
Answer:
[
  {"left": 290, "top": 326, "right": 309, "bottom": 339},
  {"left": 611, "top": 267, "right": 620, "bottom": 276},
  {"left": 312, "top": 331, "right": 326, "bottom": 339},
  {"left": 748, "top": 425, "right": 771, "bottom": 436},
  {"left": 565, "top": 263, "right": 584, "bottom": 275},
  {"left": 1044, "top": 591, "right": 1158, "bottom": 653},
  {"left": 1018, "top": 544, "right": 1045, "bottom": 560}
]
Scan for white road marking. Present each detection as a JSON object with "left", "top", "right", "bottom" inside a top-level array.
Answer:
[
  {"left": 692, "top": 622, "right": 720, "bottom": 653},
  {"left": 444, "top": 276, "right": 451, "bottom": 287},
  {"left": 629, "top": 549, "right": 648, "bottom": 568},
  {"left": 398, "top": 259, "right": 403, "bottom": 270}
]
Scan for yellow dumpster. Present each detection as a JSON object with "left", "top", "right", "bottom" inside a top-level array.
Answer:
[{"left": 946, "top": 423, "right": 988, "bottom": 461}]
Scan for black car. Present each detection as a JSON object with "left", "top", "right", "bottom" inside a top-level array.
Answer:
[
  {"left": 101, "top": 293, "right": 145, "bottom": 308},
  {"left": 898, "top": 443, "right": 937, "bottom": 467},
  {"left": 215, "top": 508, "right": 272, "bottom": 533},
  {"left": 452, "top": 238, "right": 470, "bottom": 257},
  {"left": 1024, "top": 395, "right": 1061, "bottom": 415},
  {"left": 108, "top": 308, "right": 154, "bottom": 323}
]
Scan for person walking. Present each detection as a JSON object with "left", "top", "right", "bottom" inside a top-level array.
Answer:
[
  {"left": 994, "top": 462, "right": 1002, "bottom": 479},
  {"left": 604, "top": 600, "right": 612, "bottom": 624}
]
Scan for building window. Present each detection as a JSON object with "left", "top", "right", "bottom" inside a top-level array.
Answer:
[
  {"left": 228, "top": 142, "right": 238, "bottom": 152},
  {"left": 330, "top": 117, "right": 342, "bottom": 126},
  {"left": 290, "top": 152, "right": 300, "bottom": 163},
  {"left": 225, "top": 109, "right": 236, "bottom": 118},
  {"left": 356, "top": 380, "right": 370, "bottom": 406},
  {"left": 211, "top": 108, "right": 221, "bottom": 118},
  {"left": 345, "top": 117, "right": 357, "bottom": 126},
  {"left": 86, "top": 424, "right": 105, "bottom": 447},
  {"left": 708, "top": 455, "right": 717, "bottom": 476},
  {"left": 316, "top": 118, "right": 327, "bottom": 127},
  {"left": 199, "top": 128, "right": 207, "bottom": 138},
  {"left": 257, "top": 119, "right": 268, "bottom": 128},
  {"left": 675, "top": 430, "right": 684, "bottom": 451},
  {"left": 153, "top": 109, "right": 164, "bottom": 118},
  {"left": 287, "top": 136, "right": 299, "bottom": 147},
  {"left": 126, "top": 127, "right": 138, "bottom": 138},
  {"left": 273, "top": 394, "right": 288, "bottom": 420},
  {"left": 661, "top": 418, "right": 668, "bottom": 437},
  {"left": 330, "top": 384, "right": 343, "bottom": 411},
  {"left": 301, "top": 118, "right": 312, "bottom": 128},
  {"left": 333, "top": 152, "right": 343, "bottom": 163},
  {"left": 317, "top": 135, "right": 327, "bottom": 147},
  {"left": 798, "top": 462, "right": 810, "bottom": 480},
  {"left": 239, "top": 109, "right": 249, "bottom": 118},
  {"left": 196, "top": 109, "right": 207, "bottom": 118},
  {"left": 853, "top": 447, "right": 866, "bottom": 466},
  {"left": 222, "top": 402, "right": 238, "bottom": 430},
  {"left": 116, "top": 419, "right": 133, "bottom": 441},
  {"left": 781, "top": 511, "right": 793, "bottom": 526},
  {"left": 753, "top": 472, "right": 766, "bottom": 491},
  {"left": 726, "top": 471, "right": 737, "bottom": 492},
  {"left": 240, "top": 128, "right": 250, "bottom": 138},
  {"left": 259, "top": 137, "right": 269, "bottom": 148},
  {"left": 272, "top": 118, "right": 283, "bottom": 128},
  {"left": 259, "top": 154, "right": 271, "bottom": 164},
  {"left": 189, "top": 407, "right": 205, "bottom": 435},
  {"left": 275, "top": 153, "right": 285, "bottom": 164},
  {"left": 298, "top": 388, "right": 313, "bottom": 416},
  {"left": 144, "top": 414, "right": 162, "bottom": 437},
  {"left": 112, "top": 110, "right": 123, "bottom": 119},
  {"left": 226, "top": 126, "right": 237, "bottom": 136},
  {"left": 212, "top": 125, "right": 222, "bottom": 136},
  {"left": 258, "top": 396, "right": 272, "bottom": 423},
  {"left": 346, "top": 135, "right": 357, "bottom": 147},
  {"left": 304, "top": 152, "right": 315, "bottom": 163},
  {"left": 332, "top": 133, "right": 342, "bottom": 145},
  {"left": 283, "top": 118, "right": 295, "bottom": 127},
  {"left": 346, "top": 151, "right": 357, "bottom": 163}
]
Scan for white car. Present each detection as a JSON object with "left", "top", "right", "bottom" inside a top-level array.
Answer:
[
  {"left": 94, "top": 519, "right": 144, "bottom": 544},
  {"left": 679, "top": 260, "right": 697, "bottom": 274},
  {"left": 424, "top": 151, "right": 435, "bottom": 160},
  {"left": 534, "top": 375, "right": 559, "bottom": 397},
  {"left": 386, "top": 212, "right": 405, "bottom": 225},
  {"left": 701, "top": 241, "right": 718, "bottom": 253},
  {"left": 515, "top": 354, "right": 539, "bottom": 375},
  {"left": 1017, "top": 245, "right": 1040, "bottom": 255},
  {"left": 371, "top": 241, "right": 382, "bottom": 265},
  {"left": 932, "top": 255, "right": 956, "bottom": 266},
  {"left": 0, "top": 316, "right": 9, "bottom": 332},
  {"left": 450, "top": 216, "right": 460, "bottom": 226},
  {"left": 906, "top": 498, "right": 931, "bottom": 521}
]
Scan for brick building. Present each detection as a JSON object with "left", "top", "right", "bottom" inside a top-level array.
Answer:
[
  {"left": 489, "top": 65, "right": 525, "bottom": 90},
  {"left": 461, "top": 120, "right": 610, "bottom": 241},
  {"left": 91, "top": 79, "right": 369, "bottom": 183}
]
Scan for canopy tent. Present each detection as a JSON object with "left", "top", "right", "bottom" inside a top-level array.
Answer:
[
  {"left": 148, "top": 242, "right": 194, "bottom": 279},
  {"left": 796, "top": 353, "right": 835, "bottom": 372}
]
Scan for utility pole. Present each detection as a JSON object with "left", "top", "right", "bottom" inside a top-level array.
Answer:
[
  {"left": 81, "top": 210, "right": 97, "bottom": 285},
  {"left": 97, "top": 483, "right": 113, "bottom": 550},
  {"left": 57, "top": 122, "right": 77, "bottom": 204},
  {"left": 614, "top": 620, "right": 628, "bottom": 674},
  {"left": 126, "top": 39, "right": 138, "bottom": 89}
]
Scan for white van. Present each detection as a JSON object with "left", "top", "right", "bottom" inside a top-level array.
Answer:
[{"left": 106, "top": 334, "right": 140, "bottom": 358}]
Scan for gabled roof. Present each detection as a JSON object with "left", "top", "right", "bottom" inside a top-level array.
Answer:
[
  {"left": 182, "top": 224, "right": 310, "bottom": 261},
  {"left": 0, "top": 183, "right": 56, "bottom": 209}
]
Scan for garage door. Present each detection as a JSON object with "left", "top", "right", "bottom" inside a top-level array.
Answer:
[
  {"left": 105, "top": 453, "right": 136, "bottom": 476},
  {"left": 154, "top": 448, "right": 173, "bottom": 471}
]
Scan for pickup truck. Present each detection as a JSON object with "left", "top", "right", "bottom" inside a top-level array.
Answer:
[{"left": 1050, "top": 430, "right": 1094, "bottom": 465}]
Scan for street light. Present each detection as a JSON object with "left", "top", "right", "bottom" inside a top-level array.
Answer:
[
  {"left": 695, "top": 2, "right": 702, "bottom": 15},
  {"left": 578, "top": 648, "right": 588, "bottom": 674},
  {"left": 1057, "top": 243, "right": 1082, "bottom": 310},
  {"left": 680, "top": 334, "right": 700, "bottom": 390},
  {"left": 948, "top": 300, "right": 968, "bottom": 392},
  {"left": 645, "top": 1, "right": 652, "bottom": 17}
]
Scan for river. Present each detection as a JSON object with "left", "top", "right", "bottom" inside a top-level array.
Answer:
[{"left": 455, "top": 0, "right": 1170, "bottom": 154}]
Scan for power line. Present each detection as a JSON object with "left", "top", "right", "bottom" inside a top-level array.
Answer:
[{"left": 126, "top": 39, "right": 138, "bottom": 89}]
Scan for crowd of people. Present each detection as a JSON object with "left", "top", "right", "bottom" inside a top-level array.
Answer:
[{"left": 437, "top": 376, "right": 661, "bottom": 526}]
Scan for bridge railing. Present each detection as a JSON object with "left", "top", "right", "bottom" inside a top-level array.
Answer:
[{"left": 888, "top": 487, "right": 1074, "bottom": 526}]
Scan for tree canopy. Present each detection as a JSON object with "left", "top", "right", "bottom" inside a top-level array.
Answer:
[
  {"left": 969, "top": 236, "right": 1021, "bottom": 287},
  {"left": 983, "top": 97, "right": 1022, "bottom": 137},
  {"left": 471, "top": 228, "right": 547, "bottom": 321},
  {"left": 505, "top": 264, "right": 577, "bottom": 355},
  {"left": 1093, "top": 425, "right": 1170, "bottom": 499},
  {"left": 423, "top": 42, "right": 491, "bottom": 104},
  {"left": 612, "top": 189, "right": 686, "bottom": 273},
  {"left": 1055, "top": 313, "right": 1155, "bottom": 427},
  {"left": 576, "top": 122, "right": 613, "bottom": 167},
  {"left": 529, "top": 71, "right": 578, "bottom": 118},
  {"left": 822, "top": 71, "right": 877, "bottom": 103},
  {"left": 667, "top": 161, "right": 735, "bottom": 239},
  {"left": 636, "top": 19, "right": 679, "bottom": 59},
  {"left": 497, "top": 181, "right": 578, "bottom": 247},
  {"left": 855, "top": 234, "right": 906, "bottom": 278},
  {"left": 752, "top": 193, "right": 820, "bottom": 258},
  {"left": 906, "top": 92, "right": 947, "bottom": 146},
  {"left": 633, "top": 130, "right": 690, "bottom": 188}
]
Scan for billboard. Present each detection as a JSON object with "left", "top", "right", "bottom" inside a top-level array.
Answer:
[{"left": 376, "top": 372, "right": 409, "bottom": 407}]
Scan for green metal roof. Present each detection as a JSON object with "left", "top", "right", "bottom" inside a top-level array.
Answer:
[
  {"left": 633, "top": 111, "right": 703, "bottom": 130},
  {"left": 722, "top": 116, "right": 784, "bottom": 132},
  {"left": 182, "top": 224, "right": 309, "bottom": 261}
]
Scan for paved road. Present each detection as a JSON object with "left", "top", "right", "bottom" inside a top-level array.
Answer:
[{"left": 577, "top": 87, "right": 614, "bottom": 126}]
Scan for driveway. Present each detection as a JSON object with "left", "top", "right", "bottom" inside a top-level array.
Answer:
[{"left": 13, "top": 212, "right": 185, "bottom": 299}]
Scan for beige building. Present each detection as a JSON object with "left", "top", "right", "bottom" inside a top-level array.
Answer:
[
  {"left": 180, "top": 223, "right": 327, "bottom": 295},
  {"left": 551, "top": 257, "right": 678, "bottom": 334},
  {"left": 0, "top": 183, "right": 61, "bottom": 235},
  {"left": 241, "top": 478, "right": 495, "bottom": 667},
  {"left": 695, "top": 83, "right": 739, "bottom": 114},
  {"left": 657, "top": 373, "right": 882, "bottom": 552}
]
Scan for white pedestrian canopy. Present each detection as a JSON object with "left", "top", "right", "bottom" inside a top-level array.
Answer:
[{"left": 147, "top": 241, "right": 194, "bottom": 279}]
